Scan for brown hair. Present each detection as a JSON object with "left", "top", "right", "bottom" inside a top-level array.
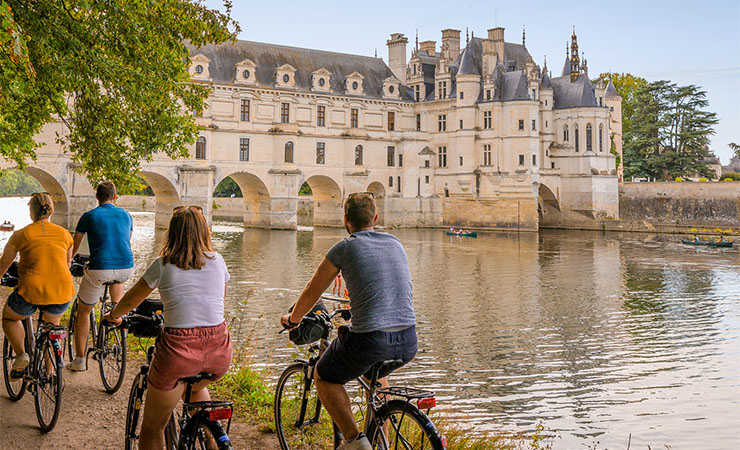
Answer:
[
  {"left": 344, "top": 193, "right": 376, "bottom": 229},
  {"left": 29, "top": 192, "right": 54, "bottom": 222},
  {"left": 160, "top": 206, "right": 214, "bottom": 270},
  {"left": 96, "top": 181, "right": 116, "bottom": 202}
]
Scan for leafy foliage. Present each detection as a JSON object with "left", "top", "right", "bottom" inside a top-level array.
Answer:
[
  {"left": 730, "top": 142, "right": 740, "bottom": 160},
  {"left": 213, "top": 176, "right": 242, "bottom": 197},
  {"left": 622, "top": 80, "right": 718, "bottom": 180},
  {"left": 0, "top": 169, "right": 42, "bottom": 196},
  {"left": 1, "top": 0, "right": 239, "bottom": 192},
  {"left": 299, "top": 182, "right": 312, "bottom": 196}
]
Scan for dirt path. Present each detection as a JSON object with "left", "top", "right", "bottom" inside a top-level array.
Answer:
[{"left": 0, "top": 287, "right": 276, "bottom": 449}]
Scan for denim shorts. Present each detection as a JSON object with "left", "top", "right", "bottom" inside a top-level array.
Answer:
[
  {"left": 316, "top": 326, "right": 417, "bottom": 385},
  {"left": 6, "top": 289, "right": 72, "bottom": 317}
]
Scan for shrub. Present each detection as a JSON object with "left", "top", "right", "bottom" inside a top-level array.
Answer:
[
  {"left": 674, "top": 177, "right": 683, "bottom": 182},
  {"left": 698, "top": 177, "right": 708, "bottom": 182}
]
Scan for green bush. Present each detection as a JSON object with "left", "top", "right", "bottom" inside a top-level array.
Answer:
[{"left": 722, "top": 172, "right": 740, "bottom": 181}]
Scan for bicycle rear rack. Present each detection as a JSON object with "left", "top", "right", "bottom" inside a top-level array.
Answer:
[{"left": 377, "top": 386, "right": 434, "bottom": 399}]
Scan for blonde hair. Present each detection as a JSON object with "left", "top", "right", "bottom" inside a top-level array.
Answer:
[
  {"left": 29, "top": 192, "right": 54, "bottom": 222},
  {"left": 160, "top": 206, "right": 214, "bottom": 270}
]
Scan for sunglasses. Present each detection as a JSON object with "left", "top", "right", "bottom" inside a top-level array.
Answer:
[
  {"left": 173, "top": 205, "right": 204, "bottom": 213},
  {"left": 347, "top": 192, "right": 375, "bottom": 199},
  {"left": 32, "top": 192, "right": 51, "bottom": 196}
]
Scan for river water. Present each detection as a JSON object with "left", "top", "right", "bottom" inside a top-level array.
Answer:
[{"left": 1, "top": 197, "right": 739, "bottom": 449}]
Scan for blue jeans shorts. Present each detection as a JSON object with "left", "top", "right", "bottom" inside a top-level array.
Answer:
[
  {"left": 316, "top": 325, "right": 417, "bottom": 385},
  {"left": 6, "top": 289, "right": 72, "bottom": 317}
]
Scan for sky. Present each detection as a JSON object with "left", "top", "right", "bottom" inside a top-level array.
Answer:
[{"left": 205, "top": 0, "right": 740, "bottom": 164}]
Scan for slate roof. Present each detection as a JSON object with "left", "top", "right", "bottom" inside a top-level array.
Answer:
[
  {"left": 540, "top": 71, "right": 553, "bottom": 89},
  {"left": 605, "top": 80, "right": 620, "bottom": 98},
  {"left": 501, "top": 72, "right": 530, "bottom": 101},
  {"left": 561, "top": 55, "right": 570, "bottom": 77},
  {"left": 550, "top": 74, "right": 598, "bottom": 109},
  {"left": 188, "top": 40, "right": 410, "bottom": 100}
]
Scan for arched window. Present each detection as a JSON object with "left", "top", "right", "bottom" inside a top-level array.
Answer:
[
  {"left": 195, "top": 137, "right": 206, "bottom": 160},
  {"left": 354, "top": 145, "right": 363, "bottom": 166},
  {"left": 574, "top": 125, "right": 580, "bottom": 152},
  {"left": 599, "top": 124, "right": 604, "bottom": 152},
  {"left": 563, "top": 125, "right": 569, "bottom": 142},
  {"left": 389, "top": 176, "right": 393, "bottom": 187},
  {"left": 586, "top": 123, "right": 593, "bottom": 152},
  {"left": 284, "top": 141, "right": 294, "bottom": 163}
]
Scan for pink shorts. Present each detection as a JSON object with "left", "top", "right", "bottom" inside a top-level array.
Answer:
[{"left": 148, "top": 322, "right": 232, "bottom": 391}]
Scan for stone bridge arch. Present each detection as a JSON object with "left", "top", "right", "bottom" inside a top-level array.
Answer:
[
  {"left": 367, "top": 181, "right": 386, "bottom": 227},
  {"left": 302, "top": 174, "right": 343, "bottom": 227},
  {"left": 215, "top": 171, "right": 272, "bottom": 228},
  {"left": 139, "top": 170, "right": 180, "bottom": 229},
  {"left": 23, "top": 167, "right": 70, "bottom": 228},
  {"left": 538, "top": 183, "right": 563, "bottom": 228}
]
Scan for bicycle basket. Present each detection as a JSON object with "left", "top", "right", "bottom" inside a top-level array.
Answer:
[
  {"left": 129, "top": 299, "right": 164, "bottom": 338},
  {"left": 1, "top": 261, "right": 19, "bottom": 287},
  {"left": 289, "top": 311, "right": 329, "bottom": 346}
]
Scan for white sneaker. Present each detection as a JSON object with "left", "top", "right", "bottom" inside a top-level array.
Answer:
[
  {"left": 10, "top": 352, "right": 30, "bottom": 379},
  {"left": 67, "top": 357, "right": 87, "bottom": 372},
  {"left": 337, "top": 433, "right": 372, "bottom": 450}
]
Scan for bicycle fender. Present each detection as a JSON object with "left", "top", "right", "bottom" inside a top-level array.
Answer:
[{"left": 371, "top": 399, "right": 445, "bottom": 448}]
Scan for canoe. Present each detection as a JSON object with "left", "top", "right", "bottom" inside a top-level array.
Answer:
[
  {"left": 446, "top": 231, "right": 477, "bottom": 238},
  {"left": 681, "top": 239, "right": 733, "bottom": 248},
  {"left": 0, "top": 223, "right": 14, "bottom": 232}
]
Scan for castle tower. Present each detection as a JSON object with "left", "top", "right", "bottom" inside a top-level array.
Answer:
[
  {"left": 605, "top": 81, "right": 623, "bottom": 178},
  {"left": 570, "top": 27, "right": 580, "bottom": 82},
  {"left": 386, "top": 33, "right": 408, "bottom": 84}
]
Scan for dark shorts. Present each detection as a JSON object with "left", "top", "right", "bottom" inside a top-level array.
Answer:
[
  {"left": 6, "top": 289, "right": 72, "bottom": 317},
  {"left": 148, "top": 321, "right": 233, "bottom": 392},
  {"left": 316, "top": 326, "right": 417, "bottom": 385}
]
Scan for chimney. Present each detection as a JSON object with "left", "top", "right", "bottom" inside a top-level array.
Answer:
[
  {"left": 386, "top": 33, "right": 408, "bottom": 84},
  {"left": 441, "top": 29, "right": 461, "bottom": 59},
  {"left": 488, "top": 27, "right": 505, "bottom": 62},
  {"left": 419, "top": 40, "right": 436, "bottom": 56}
]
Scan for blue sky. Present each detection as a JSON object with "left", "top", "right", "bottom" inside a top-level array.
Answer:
[{"left": 206, "top": 0, "right": 740, "bottom": 163}]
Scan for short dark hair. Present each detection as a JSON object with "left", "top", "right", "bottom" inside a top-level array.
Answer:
[
  {"left": 344, "top": 193, "right": 376, "bottom": 229},
  {"left": 96, "top": 181, "right": 116, "bottom": 202}
]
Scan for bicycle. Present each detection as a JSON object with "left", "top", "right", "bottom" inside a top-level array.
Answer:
[
  {"left": 65, "top": 255, "right": 127, "bottom": 393},
  {"left": 121, "top": 300, "right": 234, "bottom": 450},
  {"left": 1, "top": 265, "right": 67, "bottom": 432},
  {"left": 274, "top": 297, "right": 447, "bottom": 450}
]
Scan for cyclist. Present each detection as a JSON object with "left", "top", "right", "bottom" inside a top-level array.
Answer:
[
  {"left": 280, "top": 192, "right": 417, "bottom": 450},
  {"left": 0, "top": 193, "right": 75, "bottom": 377},
  {"left": 68, "top": 181, "right": 134, "bottom": 372},
  {"left": 103, "top": 206, "right": 232, "bottom": 450}
]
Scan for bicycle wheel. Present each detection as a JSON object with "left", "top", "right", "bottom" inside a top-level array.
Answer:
[
  {"left": 274, "top": 362, "right": 337, "bottom": 450},
  {"left": 2, "top": 337, "right": 27, "bottom": 400},
  {"left": 64, "top": 300, "right": 77, "bottom": 362},
  {"left": 367, "top": 400, "right": 445, "bottom": 450},
  {"left": 164, "top": 414, "right": 178, "bottom": 450},
  {"left": 125, "top": 372, "right": 147, "bottom": 450},
  {"left": 177, "top": 417, "right": 233, "bottom": 450},
  {"left": 34, "top": 338, "right": 64, "bottom": 432},
  {"left": 98, "top": 323, "right": 126, "bottom": 393}
]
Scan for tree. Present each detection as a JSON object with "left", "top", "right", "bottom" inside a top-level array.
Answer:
[
  {"left": 1, "top": 0, "right": 239, "bottom": 191},
  {"left": 623, "top": 80, "right": 718, "bottom": 180},
  {"left": 730, "top": 142, "right": 740, "bottom": 160},
  {"left": 0, "top": 169, "right": 42, "bottom": 196},
  {"left": 213, "top": 177, "right": 242, "bottom": 198},
  {"left": 596, "top": 72, "right": 648, "bottom": 140}
]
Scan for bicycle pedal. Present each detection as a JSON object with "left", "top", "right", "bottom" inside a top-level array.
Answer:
[{"left": 9, "top": 369, "right": 25, "bottom": 379}]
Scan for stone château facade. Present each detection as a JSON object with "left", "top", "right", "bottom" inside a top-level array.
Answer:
[{"left": 184, "top": 25, "right": 621, "bottom": 230}]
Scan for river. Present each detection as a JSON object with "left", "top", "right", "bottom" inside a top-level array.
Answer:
[{"left": 1, "top": 197, "right": 739, "bottom": 449}]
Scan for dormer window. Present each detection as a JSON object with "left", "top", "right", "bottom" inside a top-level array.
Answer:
[
  {"left": 382, "top": 76, "right": 401, "bottom": 99},
  {"left": 234, "top": 58, "right": 257, "bottom": 85},
  {"left": 311, "top": 68, "right": 332, "bottom": 92},
  {"left": 189, "top": 54, "right": 211, "bottom": 81},
  {"left": 345, "top": 72, "right": 365, "bottom": 95},
  {"left": 275, "top": 64, "right": 297, "bottom": 89}
]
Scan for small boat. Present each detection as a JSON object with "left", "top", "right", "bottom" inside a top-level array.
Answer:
[
  {"left": 681, "top": 239, "right": 733, "bottom": 248},
  {"left": 0, "top": 221, "right": 14, "bottom": 232},
  {"left": 446, "top": 230, "right": 478, "bottom": 238}
]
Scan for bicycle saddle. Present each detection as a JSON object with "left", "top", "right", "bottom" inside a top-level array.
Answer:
[
  {"left": 179, "top": 373, "right": 215, "bottom": 385},
  {"left": 103, "top": 280, "right": 123, "bottom": 286}
]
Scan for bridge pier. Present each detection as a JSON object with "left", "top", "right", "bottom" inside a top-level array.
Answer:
[{"left": 177, "top": 166, "right": 216, "bottom": 225}]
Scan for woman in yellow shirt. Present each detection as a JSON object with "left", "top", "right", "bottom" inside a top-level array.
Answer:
[{"left": 0, "top": 193, "right": 75, "bottom": 375}]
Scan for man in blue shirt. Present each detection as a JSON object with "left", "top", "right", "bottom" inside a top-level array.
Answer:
[
  {"left": 281, "top": 192, "right": 417, "bottom": 450},
  {"left": 68, "top": 181, "right": 134, "bottom": 372}
]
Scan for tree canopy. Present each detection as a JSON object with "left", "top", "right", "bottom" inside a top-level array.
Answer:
[{"left": 1, "top": 0, "right": 239, "bottom": 191}]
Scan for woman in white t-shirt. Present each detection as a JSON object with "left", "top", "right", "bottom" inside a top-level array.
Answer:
[{"left": 104, "top": 205, "right": 232, "bottom": 450}]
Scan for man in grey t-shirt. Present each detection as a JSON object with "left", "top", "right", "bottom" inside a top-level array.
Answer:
[{"left": 280, "top": 193, "right": 417, "bottom": 450}]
